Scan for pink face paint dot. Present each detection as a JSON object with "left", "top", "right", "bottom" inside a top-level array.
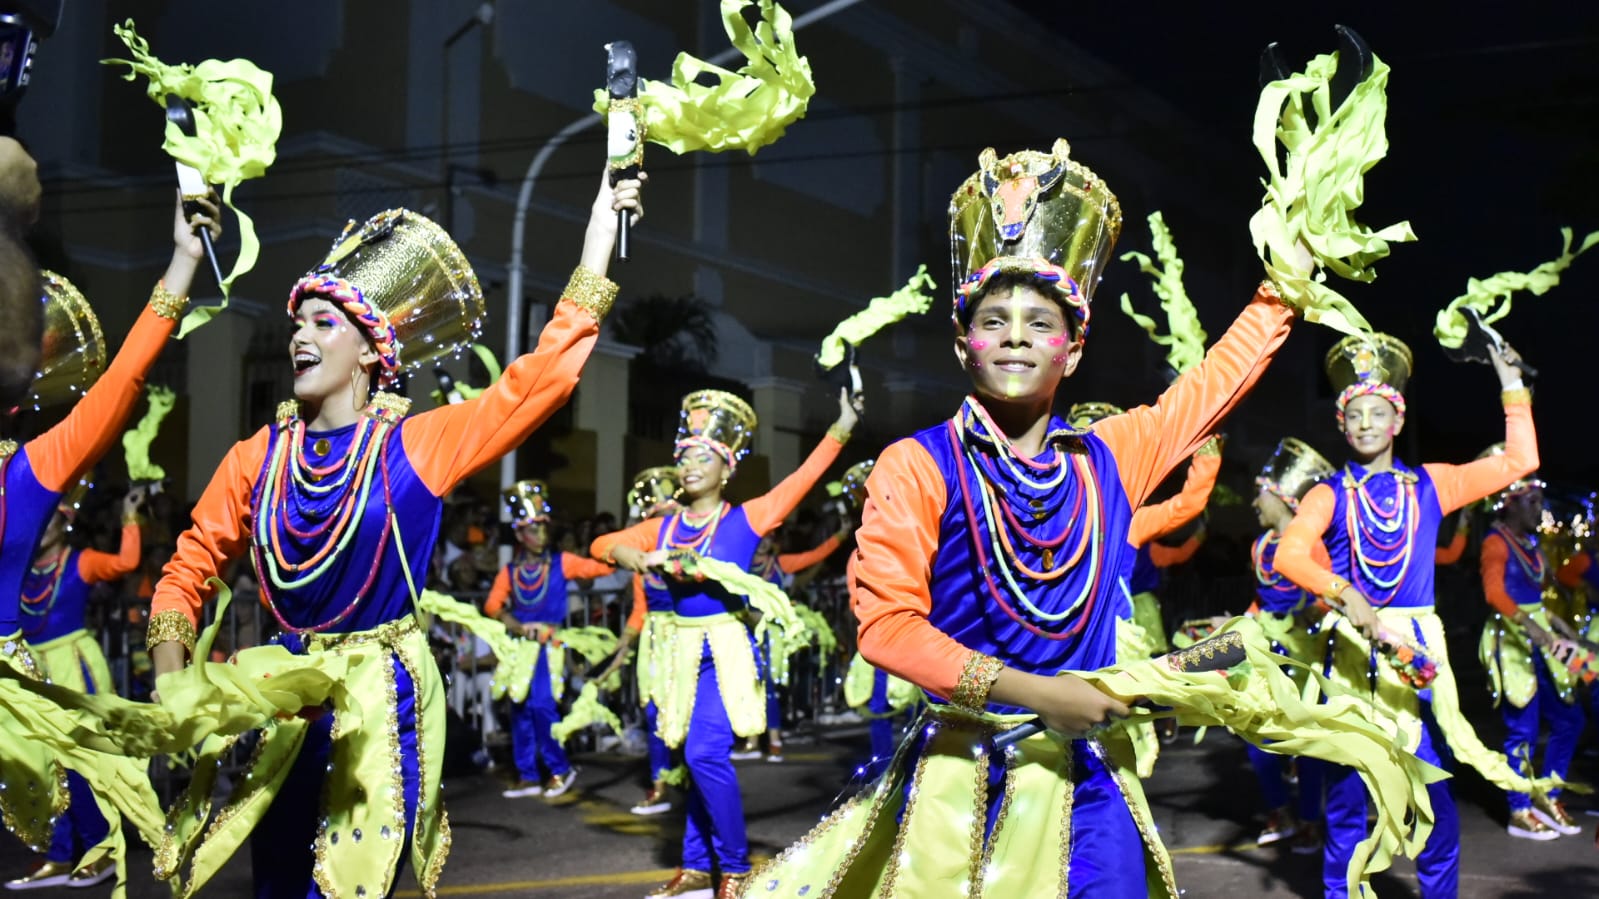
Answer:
[
  {"left": 1051, "top": 355, "right": 1067, "bottom": 365},
  {"left": 968, "top": 340, "right": 988, "bottom": 350},
  {"left": 1046, "top": 336, "right": 1067, "bottom": 347}
]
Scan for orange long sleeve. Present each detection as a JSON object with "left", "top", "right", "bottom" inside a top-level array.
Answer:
[
  {"left": 1557, "top": 553, "right": 1592, "bottom": 589},
  {"left": 625, "top": 575, "right": 646, "bottom": 633},
  {"left": 1276, "top": 483, "right": 1343, "bottom": 600},
  {"left": 1478, "top": 533, "right": 1522, "bottom": 618},
  {"left": 590, "top": 518, "right": 662, "bottom": 564},
  {"left": 561, "top": 552, "right": 615, "bottom": 580},
  {"left": 778, "top": 533, "right": 844, "bottom": 574},
  {"left": 1420, "top": 400, "right": 1538, "bottom": 515},
  {"left": 850, "top": 439, "right": 972, "bottom": 699},
  {"left": 1094, "top": 288, "right": 1293, "bottom": 509},
  {"left": 77, "top": 522, "right": 141, "bottom": 584},
  {"left": 1434, "top": 529, "right": 1467, "bottom": 566},
  {"left": 1149, "top": 534, "right": 1201, "bottom": 568},
  {"left": 402, "top": 297, "right": 600, "bottom": 497},
  {"left": 484, "top": 567, "right": 512, "bottom": 618},
  {"left": 151, "top": 429, "right": 271, "bottom": 627},
  {"left": 1127, "top": 449, "right": 1220, "bottom": 547},
  {"left": 742, "top": 434, "right": 845, "bottom": 537},
  {"left": 29, "top": 305, "right": 176, "bottom": 493}
]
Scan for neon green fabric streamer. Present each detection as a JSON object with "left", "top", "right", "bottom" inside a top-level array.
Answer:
[
  {"left": 103, "top": 20, "right": 281, "bottom": 334},
  {"left": 1209, "top": 483, "right": 1244, "bottom": 508},
  {"left": 1434, "top": 227, "right": 1599, "bottom": 348},
  {"left": 551, "top": 681, "right": 624, "bottom": 743},
  {"left": 121, "top": 385, "right": 175, "bottom": 482},
  {"left": 591, "top": 0, "right": 814, "bottom": 156},
  {"left": 428, "top": 344, "right": 503, "bottom": 405},
  {"left": 555, "top": 626, "right": 619, "bottom": 667},
  {"left": 1119, "top": 212, "right": 1206, "bottom": 374},
  {"left": 1250, "top": 49, "right": 1415, "bottom": 338},
  {"left": 793, "top": 603, "right": 837, "bottom": 656},
  {"left": 817, "top": 265, "right": 937, "bottom": 369}
]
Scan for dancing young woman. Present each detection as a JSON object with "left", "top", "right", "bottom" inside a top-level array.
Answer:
[
  {"left": 594, "top": 387, "right": 859, "bottom": 899},
  {"left": 489, "top": 479, "right": 616, "bottom": 799},
  {"left": 1475, "top": 457, "right": 1584, "bottom": 839},
  {"left": 148, "top": 173, "right": 642, "bottom": 897},
  {"left": 1, "top": 197, "right": 217, "bottom": 878},
  {"left": 8, "top": 486, "right": 145, "bottom": 889},
  {"left": 1276, "top": 333, "right": 1538, "bottom": 899}
]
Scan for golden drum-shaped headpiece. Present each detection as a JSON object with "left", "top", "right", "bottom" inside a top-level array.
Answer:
[
  {"left": 627, "top": 466, "right": 681, "bottom": 520},
  {"left": 1475, "top": 442, "right": 1544, "bottom": 511},
  {"left": 29, "top": 270, "right": 107, "bottom": 410},
  {"left": 1256, "top": 438, "right": 1336, "bottom": 509},
  {"left": 838, "top": 459, "right": 875, "bottom": 513},
  {"left": 1324, "top": 333, "right": 1413, "bottom": 395},
  {"left": 676, "top": 390, "right": 758, "bottom": 467},
  {"left": 503, "top": 479, "right": 552, "bottom": 524},
  {"left": 1066, "top": 401, "right": 1124, "bottom": 430},
  {"left": 294, "top": 209, "right": 485, "bottom": 382},
  {"left": 948, "top": 139, "right": 1122, "bottom": 330}
]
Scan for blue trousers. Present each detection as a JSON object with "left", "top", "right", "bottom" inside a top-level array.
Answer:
[
  {"left": 249, "top": 654, "right": 421, "bottom": 898},
  {"left": 1502, "top": 651, "right": 1584, "bottom": 810},
  {"left": 47, "top": 662, "right": 108, "bottom": 863},
  {"left": 681, "top": 645, "right": 749, "bottom": 874},
  {"left": 1066, "top": 743, "right": 1149, "bottom": 898},
  {"left": 645, "top": 700, "right": 672, "bottom": 783},
  {"left": 1323, "top": 720, "right": 1457, "bottom": 899},
  {"left": 1246, "top": 741, "right": 1323, "bottom": 822},
  {"left": 511, "top": 646, "right": 571, "bottom": 782}
]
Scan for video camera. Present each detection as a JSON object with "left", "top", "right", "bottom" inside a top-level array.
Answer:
[{"left": 0, "top": 1, "right": 62, "bottom": 134}]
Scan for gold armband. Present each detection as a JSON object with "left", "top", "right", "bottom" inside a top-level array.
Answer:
[
  {"left": 146, "top": 610, "right": 196, "bottom": 655},
  {"left": 1320, "top": 576, "right": 1352, "bottom": 605},
  {"left": 826, "top": 423, "right": 853, "bottom": 446},
  {"left": 950, "top": 652, "right": 1003, "bottom": 711},
  {"left": 564, "top": 265, "right": 619, "bottom": 321},
  {"left": 1501, "top": 387, "right": 1531, "bottom": 406},
  {"left": 148, "top": 281, "right": 188, "bottom": 321}
]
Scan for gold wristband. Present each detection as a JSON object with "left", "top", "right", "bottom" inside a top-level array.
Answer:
[
  {"left": 1501, "top": 387, "right": 1531, "bottom": 406},
  {"left": 564, "top": 265, "right": 619, "bottom": 321},
  {"left": 122, "top": 512, "right": 143, "bottom": 526},
  {"left": 146, "top": 610, "right": 196, "bottom": 655},
  {"left": 950, "top": 652, "right": 1004, "bottom": 711},
  {"left": 826, "top": 423, "right": 852, "bottom": 446},
  {"left": 1320, "top": 576, "right": 1351, "bottom": 604},
  {"left": 149, "top": 281, "right": 188, "bottom": 321}
]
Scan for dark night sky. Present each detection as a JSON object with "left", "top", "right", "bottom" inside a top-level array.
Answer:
[{"left": 1014, "top": 1, "right": 1599, "bottom": 488}]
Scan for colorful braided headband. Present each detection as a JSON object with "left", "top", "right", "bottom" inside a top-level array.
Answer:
[
  {"left": 954, "top": 257, "right": 1090, "bottom": 342},
  {"left": 674, "top": 435, "right": 739, "bottom": 475},
  {"left": 1253, "top": 477, "right": 1302, "bottom": 512},
  {"left": 287, "top": 274, "right": 403, "bottom": 386},
  {"left": 1334, "top": 381, "right": 1407, "bottom": 430}
]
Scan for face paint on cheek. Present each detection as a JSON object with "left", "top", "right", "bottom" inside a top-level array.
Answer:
[
  {"left": 1051, "top": 355, "right": 1067, "bottom": 366},
  {"left": 1045, "top": 336, "right": 1066, "bottom": 347},
  {"left": 968, "top": 340, "right": 988, "bottom": 351}
]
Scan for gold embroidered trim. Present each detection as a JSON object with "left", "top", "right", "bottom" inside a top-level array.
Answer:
[
  {"left": 149, "top": 281, "right": 189, "bottom": 321},
  {"left": 826, "top": 423, "right": 853, "bottom": 446},
  {"left": 365, "top": 390, "right": 412, "bottom": 422},
  {"left": 146, "top": 610, "right": 196, "bottom": 654},
  {"left": 1195, "top": 435, "right": 1223, "bottom": 457},
  {"left": 1502, "top": 387, "right": 1531, "bottom": 406},
  {"left": 564, "top": 265, "right": 618, "bottom": 321},
  {"left": 1095, "top": 740, "right": 1178, "bottom": 895},
  {"left": 1164, "top": 630, "right": 1244, "bottom": 673},
  {"left": 275, "top": 400, "right": 301, "bottom": 427},
  {"left": 950, "top": 652, "right": 1003, "bottom": 712},
  {"left": 0, "top": 439, "right": 17, "bottom": 460}
]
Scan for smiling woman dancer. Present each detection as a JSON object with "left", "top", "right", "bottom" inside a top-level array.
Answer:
[
  {"left": 147, "top": 173, "right": 642, "bottom": 898},
  {"left": 594, "top": 387, "right": 859, "bottom": 899}
]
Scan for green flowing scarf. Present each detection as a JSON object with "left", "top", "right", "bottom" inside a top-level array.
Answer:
[
  {"left": 103, "top": 20, "right": 281, "bottom": 335},
  {"left": 1119, "top": 212, "right": 1206, "bottom": 375},
  {"left": 817, "top": 265, "right": 937, "bottom": 369},
  {"left": 121, "top": 385, "right": 175, "bottom": 482},
  {"left": 1249, "top": 49, "right": 1414, "bottom": 338},
  {"left": 1434, "top": 227, "right": 1599, "bottom": 348},
  {"left": 429, "top": 344, "right": 503, "bottom": 405},
  {"left": 591, "top": 0, "right": 814, "bottom": 156}
]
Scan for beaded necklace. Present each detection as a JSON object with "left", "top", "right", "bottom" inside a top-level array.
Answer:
[
  {"left": 1251, "top": 531, "right": 1286, "bottom": 588},
  {"left": 252, "top": 396, "right": 407, "bottom": 635},
  {"left": 20, "top": 549, "right": 68, "bottom": 618},
  {"left": 1492, "top": 522, "right": 1545, "bottom": 586},
  {"left": 1340, "top": 464, "right": 1420, "bottom": 604},
  {"left": 511, "top": 552, "right": 552, "bottom": 607},
  {"left": 662, "top": 501, "right": 730, "bottom": 554},
  {"left": 947, "top": 405, "right": 1104, "bottom": 640}
]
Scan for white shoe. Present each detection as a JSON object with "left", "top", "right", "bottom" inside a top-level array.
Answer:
[
  {"left": 502, "top": 780, "right": 543, "bottom": 798},
  {"left": 543, "top": 769, "right": 578, "bottom": 798},
  {"left": 1531, "top": 798, "right": 1583, "bottom": 836},
  {"left": 728, "top": 748, "right": 762, "bottom": 761},
  {"left": 1507, "top": 809, "right": 1560, "bottom": 841}
]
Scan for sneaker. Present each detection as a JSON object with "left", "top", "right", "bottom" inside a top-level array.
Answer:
[
  {"left": 729, "top": 739, "right": 762, "bottom": 761},
  {"left": 645, "top": 867, "right": 713, "bottom": 899},
  {"left": 1289, "top": 820, "right": 1324, "bottom": 855},
  {"left": 765, "top": 740, "right": 784, "bottom": 763},
  {"left": 5, "top": 860, "right": 74, "bottom": 890},
  {"left": 1531, "top": 796, "right": 1583, "bottom": 836},
  {"left": 1508, "top": 808, "right": 1559, "bottom": 841},
  {"left": 501, "top": 780, "right": 543, "bottom": 798},
  {"left": 715, "top": 871, "right": 751, "bottom": 899},
  {"left": 543, "top": 769, "right": 578, "bottom": 798},
  {"left": 631, "top": 784, "right": 672, "bottom": 816},
  {"left": 1257, "top": 809, "right": 1299, "bottom": 846},
  {"left": 66, "top": 857, "right": 114, "bottom": 888}
]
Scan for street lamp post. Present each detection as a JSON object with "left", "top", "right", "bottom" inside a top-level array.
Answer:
[{"left": 441, "top": 3, "right": 496, "bottom": 234}]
